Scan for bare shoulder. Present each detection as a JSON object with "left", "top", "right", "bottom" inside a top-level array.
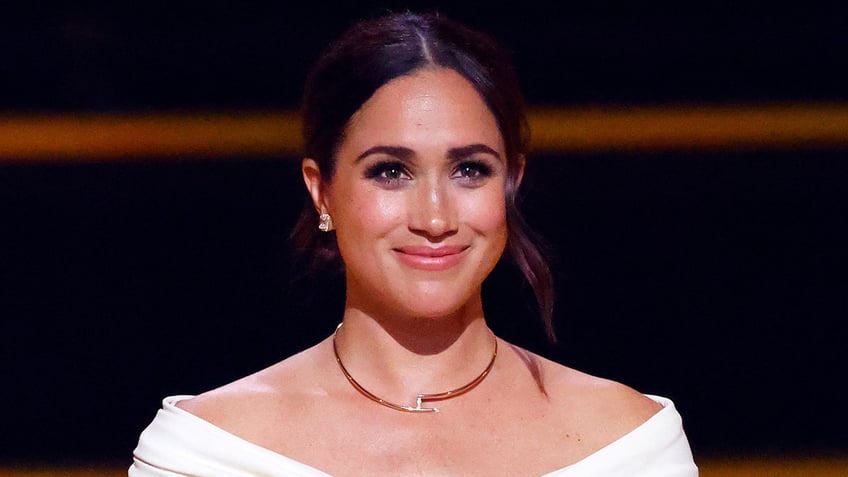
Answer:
[
  {"left": 176, "top": 338, "right": 334, "bottom": 431},
  {"left": 508, "top": 344, "right": 662, "bottom": 441}
]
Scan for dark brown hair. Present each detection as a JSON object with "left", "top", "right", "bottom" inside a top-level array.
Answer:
[{"left": 292, "top": 11, "right": 555, "bottom": 339}]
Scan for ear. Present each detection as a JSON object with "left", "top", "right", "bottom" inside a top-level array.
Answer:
[
  {"left": 302, "top": 158, "right": 328, "bottom": 214},
  {"left": 514, "top": 154, "right": 526, "bottom": 189}
]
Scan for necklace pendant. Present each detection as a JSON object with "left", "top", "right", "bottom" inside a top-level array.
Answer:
[{"left": 411, "top": 394, "right": 439, "bottom": 413}]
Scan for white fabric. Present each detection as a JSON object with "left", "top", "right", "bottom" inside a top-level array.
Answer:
[
  {"left": 130, "top": 394, "right": 698, "bottom": 476},
  {"left": 541, "top": 395, "right": 698, "bottom": 476}
]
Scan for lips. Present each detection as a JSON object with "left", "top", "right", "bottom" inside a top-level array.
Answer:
[{"left": 392, "top": 245, "right": 469, "bottom": 270}]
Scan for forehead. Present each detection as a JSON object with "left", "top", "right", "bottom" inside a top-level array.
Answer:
[{"left": 339, "top": 68, "right": 504, "bottom": 156}]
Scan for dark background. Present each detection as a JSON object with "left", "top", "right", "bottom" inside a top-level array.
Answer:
[{"left": 2, "top": 0, "right": 847, "bottom": 466}]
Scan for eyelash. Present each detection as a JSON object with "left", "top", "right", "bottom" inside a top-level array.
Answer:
[
  {"left": 452, "top": 160, "right": 493, "bottom": 180},
  {"left": 363, "top": 161, "right": 411, "bottom": 184},
  {"left": 362, "top": 159, "right": 495, "bottom": 187}
]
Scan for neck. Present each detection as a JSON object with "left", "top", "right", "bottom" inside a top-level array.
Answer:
[{"left": 333, "top": 301, "right": 495, "bottom": 403}]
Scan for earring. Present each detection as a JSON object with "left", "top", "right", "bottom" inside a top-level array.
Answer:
[{"left": 318, "top": 212, "right": 333, "bottom": 232}]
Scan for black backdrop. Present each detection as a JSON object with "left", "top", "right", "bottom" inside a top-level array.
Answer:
[
  {"left": 2, "top": 1, "right": 846, "bottom": 110},
  {"left": 2, "top": 0, "right": 847, "bottom": 465}
]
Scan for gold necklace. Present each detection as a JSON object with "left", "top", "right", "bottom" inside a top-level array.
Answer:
[{"left": 332, "top": 323, "right": 498, "bottom": 413}]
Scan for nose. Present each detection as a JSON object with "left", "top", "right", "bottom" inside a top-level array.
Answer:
[{"left": 409, "top": 178, "right": 458, "bottom": 239}]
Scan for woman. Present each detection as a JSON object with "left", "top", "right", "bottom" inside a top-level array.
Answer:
[{"left": 131, "top": 11, "right": 698, "bottom": 476}]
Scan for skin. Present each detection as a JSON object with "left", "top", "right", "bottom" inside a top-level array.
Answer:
[
  {"left": 178, "top": 68, "right": 662, "bottom": 476},
  {"left": 304, "top": 66, "right": 511, "bottom": 387}
]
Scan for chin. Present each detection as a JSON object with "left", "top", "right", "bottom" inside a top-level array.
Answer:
[{"left": 397, "top": 287, "right": 479, "bottom": 320}]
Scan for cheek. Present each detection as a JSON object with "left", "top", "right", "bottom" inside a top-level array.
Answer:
[
  {"left": 461, "top": 187, "right": 509, "bottom": 239},
  {"left": 334, "top": 188, "right": 406, "bottom": 242}
]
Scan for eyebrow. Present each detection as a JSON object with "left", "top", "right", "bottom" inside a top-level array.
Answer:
[
  {"left": 355, "top": 144, "right": 501, "bottom": 163},
  {"left": 447, "top": 144, "right": 501, "bottom": 162},
  {"left": 355, "top": 145, "right": 414, "bottom": 163}
]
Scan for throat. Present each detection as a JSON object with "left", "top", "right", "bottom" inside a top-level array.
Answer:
[{"left": 331, "top": 322, "right": 498, "bottom": 413}]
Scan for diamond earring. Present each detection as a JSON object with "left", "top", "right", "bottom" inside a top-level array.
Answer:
[{"left": 318, "top": 212, "right": 333, "bottom": 232}]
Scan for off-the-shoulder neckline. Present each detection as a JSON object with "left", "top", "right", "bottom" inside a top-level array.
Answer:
[{"left": 160, "top": 394, "right": 676, "bottom": 476}]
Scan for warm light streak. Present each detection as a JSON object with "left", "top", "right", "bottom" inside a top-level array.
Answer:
[{"left": 1, "top": 103, "right": 847, "bottom": 162}]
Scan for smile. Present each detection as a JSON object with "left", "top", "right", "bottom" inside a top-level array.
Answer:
[{"left": 392, "top": 245, "right": 469, "bottom": 271}]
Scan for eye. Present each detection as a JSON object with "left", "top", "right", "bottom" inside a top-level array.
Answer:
[
  {"left": 452, "top": 160, "right": 493, "bottom": 182},
  {"left": 363, "top": 160, "right": 412, "bottom": 186}
]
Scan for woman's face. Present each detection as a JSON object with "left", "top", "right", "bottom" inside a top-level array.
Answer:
[{"left": 304, "top": 68, "right": 511, "bottom": 320}]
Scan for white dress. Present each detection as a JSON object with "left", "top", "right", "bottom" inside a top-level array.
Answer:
[{"left": 130, "top": 395, "right": 698, "bottom": 476}]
